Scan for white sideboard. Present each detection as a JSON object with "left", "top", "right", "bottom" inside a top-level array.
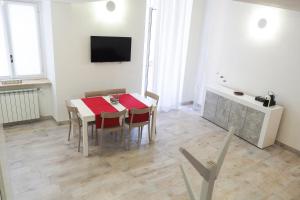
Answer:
[{"left": 202, "top": 85, "right": 284, "bottom": 149}]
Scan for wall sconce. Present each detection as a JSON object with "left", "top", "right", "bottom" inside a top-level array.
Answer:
[
  {"left": 248, "top": 6, "right": 281, "bottom": 41},
  {"left": 93, "top": 0, "right": 126, "bottom": 24},
  {"left": 258, "top": 18, "right": 267, "bottom": 29},
  {"left": 106, "top": 1, "right": 116, "bottom": 12}
]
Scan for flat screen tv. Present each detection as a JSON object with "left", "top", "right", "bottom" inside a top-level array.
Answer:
[{"left": 91, "top": 36, "right": 132, "bottom": 62}]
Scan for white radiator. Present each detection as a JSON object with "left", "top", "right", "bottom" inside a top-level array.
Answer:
[{"left": 0, "top": 89, "right": 40, "bottom": 124}]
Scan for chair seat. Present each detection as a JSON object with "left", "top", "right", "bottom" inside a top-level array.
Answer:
[
  {"left": 125, "top": 113, "right": 149, "bottom": 124},
  {"left": 95, "top": 117, "right": 120, "bottom": 129}
]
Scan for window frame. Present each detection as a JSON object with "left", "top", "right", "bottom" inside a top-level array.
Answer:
[{"left": 0, "top": 0, "right": 45, "bottom": 80}]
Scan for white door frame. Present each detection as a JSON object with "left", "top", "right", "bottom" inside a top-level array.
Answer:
[{"left": 143, "top": 7, "right": 154, "bottom": 93}]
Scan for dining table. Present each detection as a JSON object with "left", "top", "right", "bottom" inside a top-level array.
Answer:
[{"left": 70, "top": 93, "right": 157, "bottom": 156}]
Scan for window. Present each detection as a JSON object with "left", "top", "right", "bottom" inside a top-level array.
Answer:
[{"left": 0, "top": 1, "right": 43, "bottom": 79}]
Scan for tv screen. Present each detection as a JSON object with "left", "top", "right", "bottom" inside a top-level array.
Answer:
[{"left": 91, "top": 36, "right": 132, "bottom": 62}]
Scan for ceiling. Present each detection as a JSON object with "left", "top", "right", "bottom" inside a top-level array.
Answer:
[
  {"left": 234, "top": 0, "right": 300, "bottom": 11},
  {"left": 53, "top": 0, "right": 300, "bottom": 11}
]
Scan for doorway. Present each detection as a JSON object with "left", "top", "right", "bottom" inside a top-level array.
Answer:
[
  {"left": 143, "top": 2, "right": 158, "bottom": 93},
  {"left": 142, "top": 0, "right": 194, "bottom": 111}
]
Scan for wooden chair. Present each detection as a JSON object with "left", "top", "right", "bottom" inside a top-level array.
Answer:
[
  {"left": 145, "top": 91, "right": 159, "bottom": 105},
  {"left": 179, "top": 129, "right": 234, "bottom": 200},
  {"left": 84, "top": 88, "right": 126, "bottom": 138},
  {"left": 125, "top": 107, "right": 152, "bottom": 149},
  {"left": 145, "top": 91, "right": 159, "bottom": 134},
  {"left": 65, "top": 100, "right": 82, "bottom": 152},
  {"left": 95, "top": 110, "right": 127, "bottom": 152},
  {"left": 85, "top": 88, "right": 126, "bottom": 98}
]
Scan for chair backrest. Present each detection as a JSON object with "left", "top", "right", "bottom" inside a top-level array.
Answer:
[
  {"left": 100, "top": 109, "right": 127, "bottom": 129},
  {"left": 145, "top": 91, "right": 159, "bottom": 105},
  {"left": 215, "top": 128, "right": 234, "bottom": 178},
  {"left": 85, "top": 88, "right": 126, "bottom": 98},
  {"left": 129, "top": 107, "right": 152, "bottom": 124},
  {"left": 179, "top": 129, "right": 234, "bottom": 200},
  {"left": 65, "top": 100, "right": 81, "bottom": 125}
]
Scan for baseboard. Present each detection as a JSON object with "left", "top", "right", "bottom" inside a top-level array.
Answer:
[
  {"left": 40, "top": 116, "right": 54, "bottom": 121},
  {"left": 42, "top": 116, "right": 69, "bottom": 126},
  {"left": 1, "top": 115, "right": 68, "bottom": 127},
  {"left": 2, "top": 115, "right": 55, "bottom": 127},
  {"left": 56, "top": 120, "right": 69, "bottom": 126},
  {"left": 275, "top": 140, "right": 300, "bottom": 156}
]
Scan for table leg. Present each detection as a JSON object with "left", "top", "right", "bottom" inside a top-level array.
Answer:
[
  {"left": 151, "top": 107, "right": 157, "bottom": 141},
  {"left": 82, "top": 120, "right": 89, "bottom": 157},
  {"left": 69, "top": 122, "right": 75, "bottom": 146}
]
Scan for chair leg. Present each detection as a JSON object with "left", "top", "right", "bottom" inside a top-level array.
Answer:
[
  {"left": 148, "top": 123, "right": 151, "bottom": 143},
  {"left": 91, "top": 124, "right": 94, "bottom": 139},
  {"left": 120, "top": 128, "right": 123, "bottom": 141},
  {"left": 121, "top": 128, "right": 125, "bottom": 146},
  {"left": 78, "top": 126, "right": 81, "bottom": 152},
  {"left": 68, "top": 121, "right": 71, "bottom": 141},
  {"left": 137, "top": 127, "right": 141, "bottom": 145},
  {"left": 95, "top": 129, "right": 99, "bottom": 145},
  {"left": 128, "top": 128, "right": 131, "bottom": 150},
  {"left": 150, "top": 112, "right": 157, "bottom": 136},
  {"left": 139, "top": 126, "right": 144, "bottom": 146},
  {"left": 99, "top": 131, "right": 104, "bottom": 154}
]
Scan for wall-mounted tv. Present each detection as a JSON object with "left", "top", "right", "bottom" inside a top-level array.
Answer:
[{"left": 91, "top": 36, "right": 132, "bottom": 62}]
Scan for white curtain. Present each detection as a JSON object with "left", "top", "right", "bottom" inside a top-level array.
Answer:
[
  {"left": 193, "top": 0, "right": 218, "bottom": 111},
  {"left": 151, "top": 0, "right": 194, "bottom": 112}
]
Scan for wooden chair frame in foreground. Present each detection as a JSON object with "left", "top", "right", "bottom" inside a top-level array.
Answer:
[
  {"left": 85, "top": 88, "right": 126, "bottom": 98},
  {"left": 179, "top": 128, "right": 234, "bottom": 200}
]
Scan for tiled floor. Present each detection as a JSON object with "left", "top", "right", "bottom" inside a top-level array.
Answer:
[{"left": 3, "top": 107, "right": 300, "bottom": 200}]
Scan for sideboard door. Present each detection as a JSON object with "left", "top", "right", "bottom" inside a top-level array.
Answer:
[
  {"left": 240, "top": 108, "right": 265, "bottom": 145},
  {"left": 203, "top": 91, "right": 219, "bottom": 122},
  {"left": 214, "top": 96, "right": 232, "bottom": 129},
  {"left": 228, "top": 102, "right": 247, "bottom": 135}
]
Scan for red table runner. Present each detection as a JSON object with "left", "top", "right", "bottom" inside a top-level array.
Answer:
[
  {"left": 81, "top": 97, "right": 119, "bottom": 128},
  {"left": 119, "top": 94, "right": 149, "bottom": 123},
  {"left": 82, "top": 94, "right": 150, "bottom": 128}
]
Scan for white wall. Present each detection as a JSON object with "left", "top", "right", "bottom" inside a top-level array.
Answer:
[
  {"left": 51, "top": 0, "right": 147, "bottom": 121},
  {"left": 39, "top": 0, "right": 56, "bottom": 118},
  {"left": 199, "top": 0, "right": 300, "bottom": 151},
  {"left": 181, "top": 0, "right": 206, "bottom": 103}
]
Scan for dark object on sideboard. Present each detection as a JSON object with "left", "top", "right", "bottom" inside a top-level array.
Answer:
[
  {"left": 234, "top": 91, "right": 244, "bottom": 96},
  {"left": 255, "top": 93, "right": 276, "bottom": 107},
  {"left": 263, "top": 94, "right": 276, "bottom": 107},
  {"left": 255, "top": 96, "right": 265, "bottom": 102}
]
